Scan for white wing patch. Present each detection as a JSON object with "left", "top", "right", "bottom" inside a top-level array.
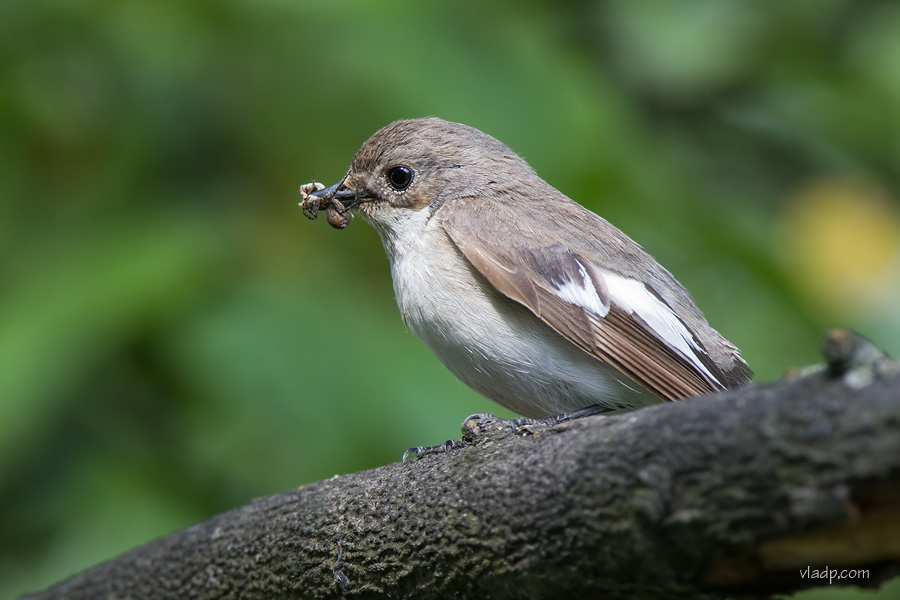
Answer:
[
  {"left": 551, "top": 258, "right": 722, "bottom": 388},
  {"left": 553, "top": 260, "right": 610, "bottom": 317},
  {"left": 602, "top": 272, "right": 723, "bottom": 387}
]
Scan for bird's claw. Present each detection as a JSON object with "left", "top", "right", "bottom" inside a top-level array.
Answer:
[{"left": 401, "top": 439, "right": 465, "bottom": 462}]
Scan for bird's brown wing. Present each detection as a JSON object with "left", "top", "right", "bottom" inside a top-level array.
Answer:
[{"left": 438, "top": 196, "right": 730, "bottom": 400}]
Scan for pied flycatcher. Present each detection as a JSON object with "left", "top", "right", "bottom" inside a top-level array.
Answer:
[{"left": 300, "top": 118, "right": 751, "bottom": 418}]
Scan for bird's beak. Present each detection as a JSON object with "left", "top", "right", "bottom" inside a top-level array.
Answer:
[{"left": 308, "top": 182, "right": 359, "bottom": 206}]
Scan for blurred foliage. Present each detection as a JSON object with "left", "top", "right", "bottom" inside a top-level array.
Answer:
[{"left": 2, "top": 0, "right": 899, "bottom": 597}]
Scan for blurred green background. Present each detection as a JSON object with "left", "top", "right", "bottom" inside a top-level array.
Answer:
[{"left": 2, "top": 0, "right": 899, "bottom": 597}]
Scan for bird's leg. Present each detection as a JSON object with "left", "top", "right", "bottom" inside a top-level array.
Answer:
[
  {"left": 462, "top": 405, "right": 614, "bottom": 438},
  {"left": 465, "top": 405, "right": 611, "bottom": 430},
  {"left": 520, "top": 404, "right": 612, "bottom": 426},
  {"left": 401, "top": 406, "right": 612, "bottom": 462}
]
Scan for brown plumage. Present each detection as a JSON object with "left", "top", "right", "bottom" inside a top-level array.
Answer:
[{"left": 303, "top": 118, "right": 751, "bottom": 416}]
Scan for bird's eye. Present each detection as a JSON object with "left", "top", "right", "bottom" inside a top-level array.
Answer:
[{"left": 387, "top": 165, "right": 413, "bottom": 191}]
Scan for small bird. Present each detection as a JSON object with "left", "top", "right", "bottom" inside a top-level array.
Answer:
[{"left": 300, "top": 118, "right": 751, "bottom": 418}]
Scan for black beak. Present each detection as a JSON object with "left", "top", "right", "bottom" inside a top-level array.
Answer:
[{"left": 309, "top": 182, "right": 358, "bottom": 203}]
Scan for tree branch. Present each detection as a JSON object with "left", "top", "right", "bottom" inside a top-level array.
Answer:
[{"left": 21, "top": 337, "right": 900, "bottom": 599}]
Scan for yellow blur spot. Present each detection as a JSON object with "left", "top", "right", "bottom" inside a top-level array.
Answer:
[{"left": 776, "top": 178, "right": 900, "bottom": 314}]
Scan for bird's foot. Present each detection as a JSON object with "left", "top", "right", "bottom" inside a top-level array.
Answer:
[{"left": 401, "top": 439, "right": 466, "bottom": 462}]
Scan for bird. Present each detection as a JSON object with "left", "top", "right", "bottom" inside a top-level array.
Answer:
[{"left": 300, "top": 118, "right": 751, "bottom": 419}]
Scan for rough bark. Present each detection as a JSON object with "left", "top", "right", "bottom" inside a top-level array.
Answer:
[{"left": 20, "top": 345, "right": 900, "bottom": 599}]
